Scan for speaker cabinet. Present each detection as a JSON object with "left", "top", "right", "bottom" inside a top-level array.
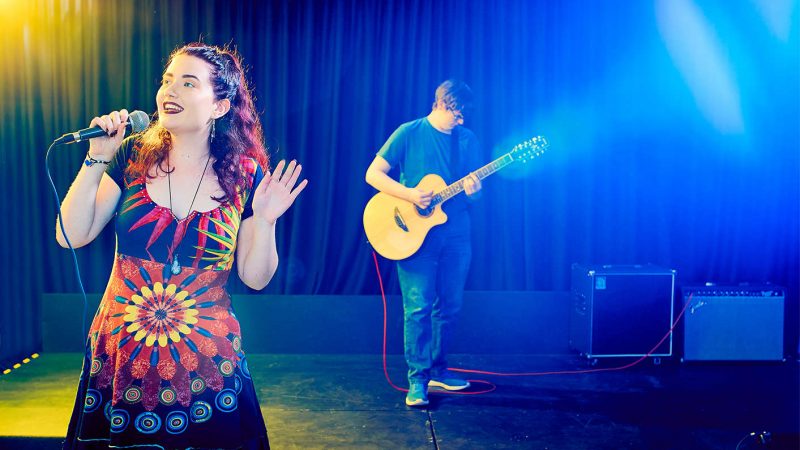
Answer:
[
  {"left": 682, "top": 286, "right": 784, "bottom": 361},
  {"left": 570, "top": 264, "right": 675, "bottom": 358}
]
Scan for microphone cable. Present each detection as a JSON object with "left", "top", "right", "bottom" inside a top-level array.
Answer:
[{"left": 45, "top": 142, "right": 90, "bottom": 351}]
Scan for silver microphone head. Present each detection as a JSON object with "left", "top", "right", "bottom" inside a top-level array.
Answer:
[{"left": 128, "top": 110, "right": 150, "bottom": 133}]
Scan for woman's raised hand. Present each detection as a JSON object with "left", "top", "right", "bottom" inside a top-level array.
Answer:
[{"left": 251, "top": 160, "right": 308, "bottom": 224}]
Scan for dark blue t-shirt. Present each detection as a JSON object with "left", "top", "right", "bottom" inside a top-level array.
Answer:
[{"left": 377, "top": 117, "right": 481, "bottom": 227}]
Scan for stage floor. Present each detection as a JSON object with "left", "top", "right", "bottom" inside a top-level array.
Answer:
[{"left": 0, "top": 353, "right": 797, "bottom": 449}]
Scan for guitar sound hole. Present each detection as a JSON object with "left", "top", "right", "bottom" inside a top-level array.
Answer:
[{"left": 416, "top": 205, "right": 433, "bottom": 217}]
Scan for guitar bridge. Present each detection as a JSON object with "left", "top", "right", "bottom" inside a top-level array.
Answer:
[{"left": 393, "top": 207, "right": 409, "bottom": 232}]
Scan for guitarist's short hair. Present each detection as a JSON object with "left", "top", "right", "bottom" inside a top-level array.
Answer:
[{"left": 433, "top": 79, "right": 473, "bottom": 113}]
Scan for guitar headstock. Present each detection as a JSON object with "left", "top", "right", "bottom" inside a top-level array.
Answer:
[{"left": 509, "top": 136, "right": 549, "bottom": 163}]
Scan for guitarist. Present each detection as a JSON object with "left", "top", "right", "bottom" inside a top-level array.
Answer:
[{"left": 365, "top": 80, "right": 482, "bottom": 406}]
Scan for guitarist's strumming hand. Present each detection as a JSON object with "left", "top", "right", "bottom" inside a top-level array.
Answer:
[
  {"left": 407, "top": 188, "right": 433, "bottom": 208},
  {"left": 464, "top": 172, "right": 482, "bottom": 197}
]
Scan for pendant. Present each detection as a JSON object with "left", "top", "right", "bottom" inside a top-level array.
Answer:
[{"left": 170, "top": 256, "right": 182, "bottom": 275}]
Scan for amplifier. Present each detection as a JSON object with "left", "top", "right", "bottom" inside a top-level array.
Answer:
[
  {"left": 682, "top": 285, "right": 784, "bottom": 361},
  {"left": 570, "top": 264, "right": 676, "bottom": 359}
]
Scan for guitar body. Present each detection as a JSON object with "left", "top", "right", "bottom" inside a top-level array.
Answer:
[{"left": 363, "top": 174, "right": 448, "bottom": 260}]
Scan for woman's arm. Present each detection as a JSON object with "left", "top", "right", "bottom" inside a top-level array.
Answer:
[
  {"left": 55, "top": 110, "right": 128, "bottom": 248},
  {"left": 55, "top": 169, "right": 121, "bottom": 248},
  {"left": 235, "top": 160, "right": 307, "bottom": 290},
  {"left": 235, "top": 217, "right": 278, "bottom": 290}
]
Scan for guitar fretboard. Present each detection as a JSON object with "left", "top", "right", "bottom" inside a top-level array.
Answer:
[{"left": 430, "top": 153, "right": 515, "bottom": 206}]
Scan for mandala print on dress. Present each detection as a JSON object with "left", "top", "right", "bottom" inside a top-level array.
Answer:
[{"left": 88, "top": 256, "right": 243, "bottom": 412}]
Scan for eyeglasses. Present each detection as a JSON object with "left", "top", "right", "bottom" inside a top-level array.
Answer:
[
  {"left": 446, "top": 100, "right": 473, "bottom": 119},
  {"left": 445, "top": 104, "right": 467, "bottom": 122}
]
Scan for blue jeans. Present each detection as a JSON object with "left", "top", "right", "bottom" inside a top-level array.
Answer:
[{"left": 397, "top": 222, "right": 471, "bottom": 385}]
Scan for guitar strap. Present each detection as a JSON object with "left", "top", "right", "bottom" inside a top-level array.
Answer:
[{"left": 450, "top": 127, "right": 460, "bottom": 179}]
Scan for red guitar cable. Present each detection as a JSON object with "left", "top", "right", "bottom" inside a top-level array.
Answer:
[
  {"left": 372, "top": 250, "right": 692, "bottom": 395},
  {"left": 372, "top": 251, "right": 495, "bottom": 395}
]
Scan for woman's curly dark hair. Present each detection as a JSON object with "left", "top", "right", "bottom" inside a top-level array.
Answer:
[{"left": 128, "top": 43, "right": 268, "bottom": 204}]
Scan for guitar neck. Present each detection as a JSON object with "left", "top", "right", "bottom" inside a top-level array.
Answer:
[{"left": 431, "top": 153, "right": 515, "bottom": 206}]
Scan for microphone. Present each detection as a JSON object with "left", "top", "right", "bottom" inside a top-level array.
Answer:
[{"left": 54, "top": 110, "right": 150, "bottom": 145}]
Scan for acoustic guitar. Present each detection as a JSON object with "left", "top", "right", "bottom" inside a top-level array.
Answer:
[{"left": 364, "top": 136, "right": 549, "bottom": 260}]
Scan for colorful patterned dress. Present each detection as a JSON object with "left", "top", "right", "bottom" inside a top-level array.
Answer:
[{"left": 64, "top": 138, "right": 270, "bottom": 449}]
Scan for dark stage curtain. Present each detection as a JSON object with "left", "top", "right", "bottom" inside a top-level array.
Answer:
[{"left": 1, "top": 0, "right": 797, "bottom": 362}]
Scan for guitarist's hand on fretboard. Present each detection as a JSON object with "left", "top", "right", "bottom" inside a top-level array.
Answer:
[{"left": 464, "top": 172, "right": 482, "bottom": 197}]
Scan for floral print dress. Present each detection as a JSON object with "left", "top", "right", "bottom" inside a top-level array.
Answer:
[{"left": 64, "top": 138, "right": 269, "bottom": 449}]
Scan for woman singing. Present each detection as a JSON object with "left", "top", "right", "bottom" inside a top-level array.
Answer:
[{"left": 56, "top": 43, "right": 306, "bottom": 449}]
